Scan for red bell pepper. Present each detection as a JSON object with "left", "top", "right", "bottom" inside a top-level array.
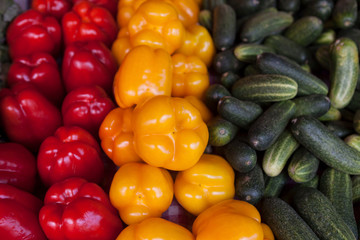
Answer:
[
  {"left": 0, "top": 184, "right": 46, "bottom": 240},
  {"left": 6, "top": 9, "right": 62, "bottom": 59},
  {"left": 72, "top": 0, "right": 117, "bottom": 17},
  {"left": 62, "top": 41, "right": 117, "bottom": 95},
  {"left": 37, "top": 126, "right": 104, "bottom": 187},
  {"left": 0, "top": 143, "right": 37, "bottom": 192},
  {"left": 62, "top": 1, "right": 117, "bottom": 47},
  {"left": 39, "top": 177, "right": 123, "bottom": 240},
  {"left": 32, "top": 0, "right": 72, "bottom": 19},
  {"left": 7, "top": 52, "right": 65, "bottom": 107},
  {"left": 62, "top": 86, "right": 115, "bottom": 138},
  {"left": 0, "top": 82, "right": 62, "bottom": 152}
]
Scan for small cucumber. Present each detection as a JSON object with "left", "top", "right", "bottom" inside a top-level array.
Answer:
[
  {"left": 234, "top": 43, "right": 275, "bottom": 63},
  {"left": 264, "top": 35, "right": 308, "bottom": 64},
  {"left": 292, "top": 94, "right": 331, "bottom": 118},
  {"left": 263, "top": 170, "right": 288, "bottom": 198},
  {"left": 319, "top": 168, "right": 358, "bottom": 238},
  {"left": 354, "top": 109, "right": 360, "bottom": 133},
  {"left": 263, "top": 130, "right": 300, "bottom": 177},
  {"left": 240, "top": 11, "right": 294, "bottom": 43},
  {"left": 346, "top": 90, "right": 360, "bottom": 112},
  {"left": 198, "top": 10, "right": 212, "bottom": 32},
  {"left": 204, "top": 84, "right": 231, "bottom": 113},
  {"left": 278, "top": 0, "right": 300, "bottom": 13},
  {"left": 353, "top": 175, "right": 360, "bottom": 202},
  {"left": 329, "top": 37, "right": 359, "bottom": 109},
  {"left": 231, "top": 74, "right": 298, "bottom": 103},
  {"left": 226, "top": 0, "right": 261, "bottom": 17},
  {"left": 293, "top": 187, "right": 356, "bottom": 240},
  {"left": 326, "top": 120, "right": 354, "bottom": 138},
  {"left": 318, "top": 106, "right": 342, "bottom": 121},
  {"left": 217, "top": 96, "right": 263, "bottom": 129},
  {"left": 314, "top": 29, "right": 336, "bottom": 45},
  {"left": 248, "top": 100, "right": 296, "bottom": 151},
  {"left": 213, "top": 49, "right": 244, "bottom": 74},
  {"left": 220, "top": 71, "right": 239, "bottom": 89},
  {"left": 256, "top": 53, "right": 329, "bottom": 96},
  {"left": 290, "top": 116, "right": 360, "bottom": 175},
  {"left": 345, "top": 134, "right": 360, "bottom": 152},
  {"left": 213, "top": 4, "right": 236, "bottom": 51},
  {"left": 332, "top": 0, "right": 358, "bottom": 29},
  {"left": 207, "top": 116, "right": 238, "bottom": 147},
  {"left": 260, "top": 197, "right": 320, "bottom": 240},
  {"left": 284, "top": 16, "right": 324, "bottom": 47},
  {"left": 301, "top": 0, "right": 334, "bottom": 21},
  {"left": 288, "top": 147, "right": 320, "bottom": 183},
  {"left": 235, "top": 164, "right": 265, "bottom": 205}
]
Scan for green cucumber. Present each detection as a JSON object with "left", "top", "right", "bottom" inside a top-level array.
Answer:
[
  {"left": 217, "top": 96, "right": 263, "bottom": 129},
  {"left": 318, "top": 106, "right": 342, "bottom": 121},
  {"left": 240, "top": 11, "right": 294, "bottom": 43},
  {"left": 213, "top": 49, "right": 244, "bottom": 74},
  {"left": 300, "top": 175, "right": 319, "bottom": 188},
  {"left": 292, "top": 94, "right": 331, "bottom": 118},
  {"left": 260, "top": 197, "right": 320, "bottom": 240},
  {"left": 204, "top": 84, "right": 231, "bottom": 113},
  {"left": 235, "top": 164, "right": 265, "bottom": 205},
  {"left": 256, "top": 53, "right": 329, "bottom": 96},
  {"left": 226, "top": 0, "right": 261, "bottom": 17},
  {"left": 301, "top": 0, "right": 334, "bottom": 21},
  {"left": 233, "top": 43, "right": 275, "bottom": 63},
  {"left": 338, "top": 28, "right": 360, "bottom": 52},
  {"left": 293, "top": 187, "right": 356, "bottom": 240},
  {"left": 354, "top": 109, "right": 360, "bottom": 133},
  {"left": 345, "top": 134, "right": 360, "bottom": 152},
  {"left": 198, "top": 10, "right": 212, "bottom": 32},
  {"left": 248, "top": 100, "right": 296, "bottom": 151},
  {"left": 278, "top": 0, "right": 300, "bottom": 13},
  {"left": 290, "top": 116, "right": 360, "bottom": 175},
  {"left": 231, "top": 74, "right": 298, "bottom": 102},
  {"left": 329, "top": 37, "right": 359, "bottom": 109},
  {"left": 332, "top": 0, "right": 358, "bottom": 29},
  {"left": 220, "top": 72, "right": 239, "bottom": 89},
  {"left": 314, "top": 29, "right": 336, "bottom": 45},
  {"left": 202, "top": 0, "right": 226, "bottom": 11},
  {"left": 326, "top": 120, "right": 354, "bottom": 138},
  {"left": 263, "top": 129, "right": 300, "bottom": 177},
  {"left": 284, "top": 16, "right": 324, "bottom": 47},
  {"left": 319, "top": 168, "right": 358, "bottom": 238},
  {"left": 259, "top": 0, "right": 277, "bottom": 10},
  {"left": 213, "top": 4, "right": 236, "bottom": 51},
  {"left": 288, "top": 147, "right": 320, "bottom": 183},
  {"left": 346, "top": 90, "right": 360, "bottom": 112},
  {"left": 263, "top": 170, "right": 288, "bottom": 197},
  {"left": 244, "top": 64, "right": 261, "bottom": 76},
  {"left": 207, "top": 116, "right": 238, "bottom": 147},
  {"left": 353, "top": 175, "right": 360, "bottom": 202},
  {"left": 264, "top": 35, "right": 308, "bottom": 64}
]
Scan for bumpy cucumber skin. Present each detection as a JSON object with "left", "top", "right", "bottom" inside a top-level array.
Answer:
[
  {"left": 263, "top": 170, "right": 287, "bottom": 197},
  {"left": 293, "top": 94, "right": 331, "bottom": 118},
  {"left": 234, "top": 43, "right": 275, "bottom": 63},
  {"left": 260, "top": 197, "right": 320, "bottom": 240},
  {"left": 231, "top": 74, "right": 298, "bottom": 103},
  {"left": 293, "top": 187, "right": 356, "bottom": 240},
  {"left": 332, "top": 0, "right": 358, "bottom": 29},
  {"left": 263, "top": 130, "right": 299, "bottom": 177},
  {"left": 220, "top": 72, "right": 239, "bottom": 89},
  {"left": 329, "top": 38, "right": 359, "bottom": 109},
  {"left": 204, "top": 84, "right": 231, "bottom": 113},
  {"left": 248, "top": 100, "right": 296, "bottom": 151},
  {"left": 290, "top": 116, "right": 360, "bottom": 175},
  {"left": 213, "top": 49, "right": 244, "bottom": 74},
  {"left": 288, "top": 147, "right": 320, "bottom": 183},
  {"left": 213, "top": 4, "right": 236, "bottom": 51},
  {"left": 256, "top": 53, "right": 328, "bottom": 96},
  {"left": 207, "top": 116, "right": 238, "bottom": 147},
  {"left": 319, "top": 168, "right": 358, "bottom": 238},
  {"left": 224, "top": 138, "right": 257, "bottom": 173}
]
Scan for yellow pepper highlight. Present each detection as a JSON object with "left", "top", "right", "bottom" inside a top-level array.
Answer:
[
  {"left": 184, "top": 95, "right": 213, "bottom": 123},
  {"left": 111, "top": 28, "right": 132, "bottom": 65},
  {"left": 113, "top": 45, "right": 173, "bottom": 108},
  {"left": 174, "top": 154, "right": 235, "bottom": 215},
  {"left": 193, "top": 199, "right": 265, "bottom": 240},
  {"left": 133, "top": 95, "right": 208, "bottom": 171},
  {"left": 109, "top": 162, "right": 174, "bottom": 225},
  {"left": 116, "top": 217, "right": 195, "bottom": 240}
]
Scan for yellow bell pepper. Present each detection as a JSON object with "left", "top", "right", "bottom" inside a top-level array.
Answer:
[
  {"left": 174, "top": 154, "right": 235, "bottom": 215},
  {"left": 192, "top": 199, "right": 264, "bottom": 240},
  {"left": 176, "top": 24, "right": 215, "bottom": 67},
  {"left": 184, "top": 96, "right": 213, "bottom": 123},
  {"left": 132, "top": 95, "right": 209, "bottom": 171},
  {"left": 109, "top": 162, "right": 174, "bottom": 225},
  {"left": 116, "top": 217, "right": 194, "bottom": 240},
  {"left": 99, "top": 107, "right": 141, "bottom": 167},
  {"left": 117, "top": 0, "right": 199, "bottom": 29},
  {"left": 111, "top": 28, "right": 132, "bottom": 65},
  {"left": 127, "top": 0, "right": 185, "bottom": 54},
  {"left": 113, "top": 45, "right": 173, "bottom": 108},
  {"left": 171, "top": 53, "right": 209, "bottom": 99},
  {"left": 261, "top": 223, "right": 275, "bottom": 240}
]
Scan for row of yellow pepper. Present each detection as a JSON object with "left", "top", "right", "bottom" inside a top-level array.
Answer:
[{"left": 98, "top": 0, "right": 275, "bottom": 239}]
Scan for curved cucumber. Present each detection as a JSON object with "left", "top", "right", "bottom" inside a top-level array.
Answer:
[
  {"left": 292, "top": 94, "right": 331, "bottom": 118},
  {"left": 332, "top": 0, "right": 358, "bottom": 29},
  {"left": 234, "top": 43, "right": 275, "bottom": 63},
  {"left": 213, "top": 4, "right": 236, "bottom": 51}
]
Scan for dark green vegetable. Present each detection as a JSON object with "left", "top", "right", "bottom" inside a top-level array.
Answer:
[
  {"left": 204, "top": 84, "right": 231, "bottom": 113},
  {"left": 278, "top": 0, "right": 300, "bottom": 13},
  {"left": 220, "top": 72, "right": 239, "bottom": 89},
  {"left": 288, "top": 147, "right": 320, "bottom": 183},
  {"left": 207, "top": 116, "right": 238, "bottom": 147},
  {"left": 212, "top": 4, "right": 236, "bottom": 51},
  {"left": 235, "top": 164, "right": 264, "bottom": 205},
  {"left": 292, "top": 94, "right": 331, "bottom": 118},
  {"left": 326, "top": 120, "right": 354, "bottom": 138},
  {"left": 353, "top": 175, "right": 360, "bottom": 202},
  {"left": 263, "top": 170, "right": 288, "bottom": 197},
  {"left": 213, "top": 49, "right": 244, "bottom": 74},
  {"left": 234, "top": 43, "right": 275, "bottom": 63},
  {"left": 332, "top": 0, "right": 358, "bottom": 29},
  {"left": 198, "top": 9, "right": 212, "bottom": 32}
]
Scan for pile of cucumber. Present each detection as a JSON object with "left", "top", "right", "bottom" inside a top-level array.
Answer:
[{"left": 201, "top": 0, "right": 360, "bottom": 239}]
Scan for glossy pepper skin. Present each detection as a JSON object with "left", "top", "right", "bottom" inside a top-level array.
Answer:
[
  {"left": 39, "top": 177, "right": 123, "bottom": 240},
  {"left": 111, "top": 28, "right": 131, "bottom": 64},
  {"left": 37, "top": 126, "right": 104, "bottom": 187},
  {"left": 109, "top": 162, "right": 174, "bottom": 225},
  {"left": 99, "top": 107, "right": 141, "bottom": 167},
  {"left": 132, "top": 95, "right": 209, "bottom": 171},
  {"left": 172, "top": 53, "right": 209, "bottom": 99},
  {"left": 62, "top": 1, "right": 118, "bottom": 47},
  {"left": 113, "top": 45, "right": 173, "bottom": 108},
  {"left": 6, "top": 9, "right": 62, "bottom": 59},
  {"left": 72, "top": 0, "right": 117, "bottom": 17},
  {"left": 184, "top": 95, "right": 213, "bottom": 123},
  {"left": 174, "top": 154, "right": 235, "bottom": 215},
  {"left": 127, "top": 0, "right": 185, "bottom": 54},
  {"left": 62, "top": 86, "right": 115, "bottom": 137},
  {"left": 176, "top": 24, "right": 215, "bottom": 67},
  {"left": 62, "top": 41, "right": 118, "bottom": 95},
  {"left": 0, "top": 143, "right": 37, "bottom": 192},
  {"left": 0, "top": 82, "right": 62, "bottom": 152},
  {"left": 116, "top": 217, "right": 194, "bottom": 240},
  {"left": 192, "top": 199, "right": 265, "bottom": 240},
  {"left": 7, "top": 52, "right": 65, "bottom": 106},
  {"left": 32, "top": 0, "right": 72, "bottom": 19}
]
